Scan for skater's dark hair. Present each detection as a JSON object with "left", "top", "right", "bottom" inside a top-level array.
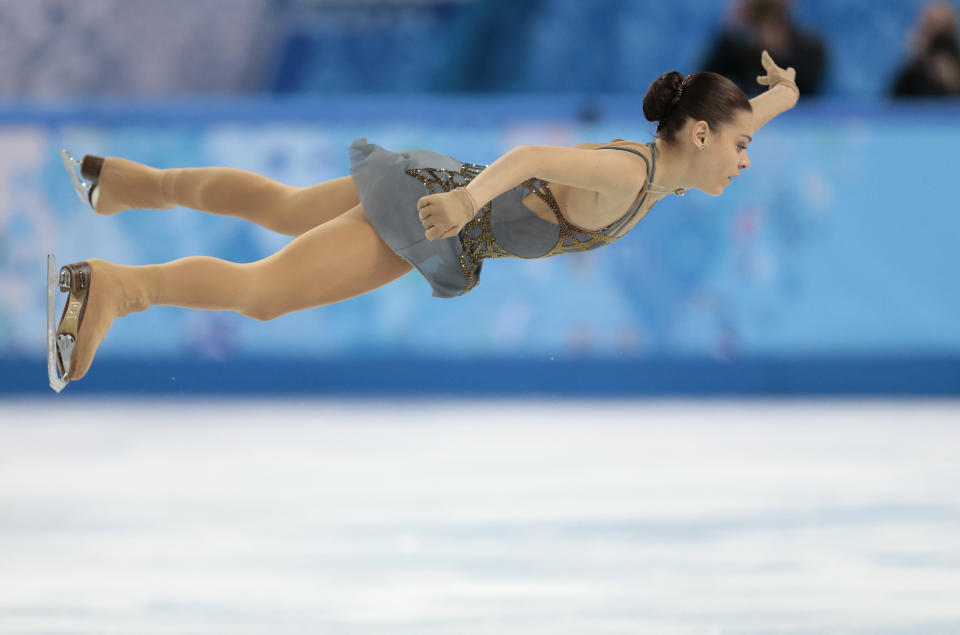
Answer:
[{"left": 643, "top": 71, "right": 752, "bottom": 145}]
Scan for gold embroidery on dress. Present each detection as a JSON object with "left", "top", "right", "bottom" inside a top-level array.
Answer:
[
  {"left": 406, "top": 164, "right": 502, "bottom": 295},
  {"left": 521, "top": 179, "right": 620, "bottom": 257},
  {"left": 405, "top": 165, "right": 622, "bottom": 295}
]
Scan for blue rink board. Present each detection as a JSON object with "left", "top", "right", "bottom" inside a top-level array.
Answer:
[{"left": 3, "top": 356, "right": 959, "bottom": 397}]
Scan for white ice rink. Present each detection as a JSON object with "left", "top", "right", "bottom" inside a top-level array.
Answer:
[{"left": 1, "top": 399, "right": 959, "bottom": 634}]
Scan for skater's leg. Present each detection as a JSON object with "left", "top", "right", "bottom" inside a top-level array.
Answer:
[
  {"left": 159, "top": 169, "right": 360, "bottom": 236},
  {"left": 91, "top": 156, "right": 359, "bottom": 236},
  {"left": 65, "top": 205, "right": 413, "bottom": 380},
  {"left": 143, "top": 204, "right": 411, "bottom": 317}
]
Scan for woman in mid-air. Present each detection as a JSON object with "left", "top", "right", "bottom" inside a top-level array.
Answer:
[{"left": 50, "top": 51, "right": 798, "bottom": 389}]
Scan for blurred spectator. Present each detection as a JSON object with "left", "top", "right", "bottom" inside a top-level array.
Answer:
[
  {"left": 700, "top": 0, "right": 826, "bottom": 97},
  {"left": 891, "top": 2, "right": 960, "bottom": 97}
]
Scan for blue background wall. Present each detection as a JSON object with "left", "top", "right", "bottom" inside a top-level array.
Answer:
[{"left": 1, "top": 97, "right": 958, "bottom": 396}]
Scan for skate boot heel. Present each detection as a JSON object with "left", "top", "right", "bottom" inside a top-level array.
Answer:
[
  {"left": 59, "top": 265, "right": 87, "bottom": 293},
  {"left": 80, "top": 155, "right": 104, "bottom": 181}
]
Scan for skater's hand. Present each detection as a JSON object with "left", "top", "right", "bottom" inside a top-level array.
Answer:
[
  {"left": 417, "top": 187, "right": 479, "bottom": 241},
  {"left": 756, "top": 50, "right": 799, "bottom": 98}
]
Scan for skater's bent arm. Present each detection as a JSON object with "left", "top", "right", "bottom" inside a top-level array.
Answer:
[
  {"left": 417, "top": 145, "right": 647, "bottom": 241},
  {"left": 464, "top": 145, "right": 648, "bottom": 208}
]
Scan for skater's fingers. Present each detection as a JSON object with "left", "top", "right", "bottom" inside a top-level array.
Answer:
[
  {"left": 426, "top": 220, "right": 459, "bottom": 240},
  {"left": 416, "top": 197, "right": 434, "bottom": 211},
  {"left": 761, "top": 49, "right": 777, "bottom": 71},
  {"left": 424, "top": 217, "right": 445, "bottom": 237},
  {"left": 418, "top": 209, "right": 432, "bottom": 222}
]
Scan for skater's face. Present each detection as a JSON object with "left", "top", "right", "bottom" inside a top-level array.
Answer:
[{"left": 690, "top": 110, "right": 754, "bottom": 197}]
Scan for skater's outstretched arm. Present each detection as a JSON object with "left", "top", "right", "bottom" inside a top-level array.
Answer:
[{"left": 750, "top": 50, "right": 799, "bottom": 132}]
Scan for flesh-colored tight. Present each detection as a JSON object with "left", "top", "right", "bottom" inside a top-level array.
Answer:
[{"left": 69, "top": 160, "right": 414, "bottom": 380}]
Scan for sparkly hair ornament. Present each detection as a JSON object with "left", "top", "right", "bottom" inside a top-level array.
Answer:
[
  {"left": 656, "top": 73, "right": 692, "bottom": 133},
  {"left": 670, "top": 74, "right": 693, "bottom": 109}
]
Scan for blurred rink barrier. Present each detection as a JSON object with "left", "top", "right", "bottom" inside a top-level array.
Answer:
[{"left": 0, "top": 96, "right": 958, "bottom": 397}]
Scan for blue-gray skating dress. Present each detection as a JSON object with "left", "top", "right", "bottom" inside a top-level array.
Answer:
[{"left": 348, "top": 137, "right": 657, "bottom": 298}]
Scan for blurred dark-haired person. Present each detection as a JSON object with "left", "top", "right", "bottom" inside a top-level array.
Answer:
[
  {"left": 892, "top": 2, "right": 960, "bottom": 97},
  {"left": 50, "top": 53, "right": 799, "bottom": 390},
  {"left": 702, "top": 0, "right": 826, "bottom": 96}
]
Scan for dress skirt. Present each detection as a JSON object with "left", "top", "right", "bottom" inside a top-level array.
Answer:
[{"left": 348, "top": 137, "right": 476, "bottom": 299}]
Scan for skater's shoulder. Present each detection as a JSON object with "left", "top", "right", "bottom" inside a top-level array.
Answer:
[{"left": 572, "top": 138, "right": 651, "bottom": 153}]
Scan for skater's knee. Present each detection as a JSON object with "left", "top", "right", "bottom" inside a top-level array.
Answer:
[
  {"left": 239, "top": 290, "right": 286, "bottom": 322},
  {"left": 237, "top": 268, "right": 289, "bottom": 321},
  {"left": 242, "top": 303, "right": 286, "bottom": 322}
]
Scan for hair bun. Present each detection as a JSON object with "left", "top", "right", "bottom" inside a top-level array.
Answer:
[{"left": 643, "top": 71, "right": 685, "bottom": 123}]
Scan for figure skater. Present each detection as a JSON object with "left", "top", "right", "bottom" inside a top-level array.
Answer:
[{"left": 49, "top": 51, "right": 798, "bottom": 390}]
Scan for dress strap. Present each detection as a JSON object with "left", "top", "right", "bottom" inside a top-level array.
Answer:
[
  {"left": 594, "top": 144, "right": 651, "bottom": 172},
  {"left": 592, "top": 143, "right": 656, "bottom": 237},
  {"left": 593, "top": 143, "right": 656, "bottom": 188}
]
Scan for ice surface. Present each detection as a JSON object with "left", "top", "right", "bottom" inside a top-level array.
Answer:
[{"left": 1, "top": 399, "right": 959, "bottom": 634}]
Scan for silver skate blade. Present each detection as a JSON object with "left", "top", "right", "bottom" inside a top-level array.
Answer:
[
  {"left": 47, "top": 253, "right": 69, "bottom": 393},
  {"left": 59, "top": 148, "right": 91, "bottom": 205}
]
